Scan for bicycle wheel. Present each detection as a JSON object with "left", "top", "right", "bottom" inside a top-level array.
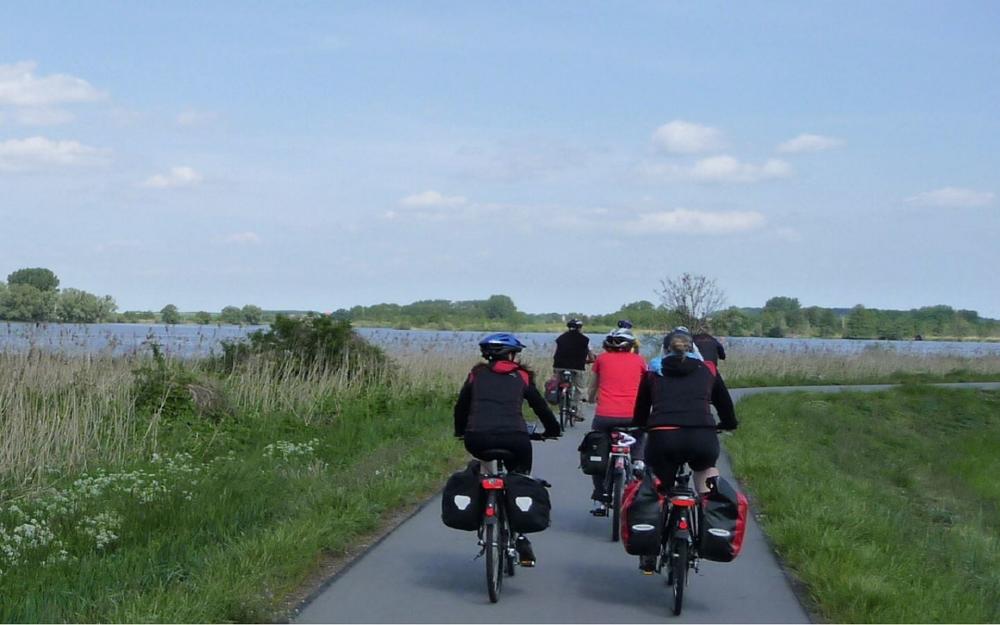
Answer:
[
  {"left": 670, "top": 538, "right": 688, "bottom": 616},
  {"left": 611, "top": 469, "right": 624, "bottom": 542},
  {"left": 559, "top": 390, "right": 569, "bottom": 429},
  {"left": 502, "top": 515, "right": 515, "bottom": 577},
  {"left": 484, "top": 497, "right": 502, "bottom": 602}
]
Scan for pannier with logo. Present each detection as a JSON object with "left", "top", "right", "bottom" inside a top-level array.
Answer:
[
  {"left": 699, "top": 476, "right": 749, "bottom": 562},
  {"left": 441, "top": 461, "right": 483, "bottom": 531},
  {"left": 503, "top": 473, "right": 551, "bottom": 533},
  {"left": 621, "top": 468, "right": 664, "bottom": 555},
  {"left": 578, "top": 431, "right": 611, "bottom": 476}
]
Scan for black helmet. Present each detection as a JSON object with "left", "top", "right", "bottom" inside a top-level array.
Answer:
[
  {"left": 603, "top": 329, "right": 636, "bottom": 351},
  {"left": 616, "top": 319, "right": 633, "bottom": 329},
  {"left": 567, "top": 319, "right": 583, "bottom": 329}
]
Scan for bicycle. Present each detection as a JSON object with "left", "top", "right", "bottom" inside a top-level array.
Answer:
[
  {"left": 591, "top": 428, "right": 638, "bottom": 543},
  {"left": 475, "top": 430, "right": 552, "bottom": 603},
  {"left": 657, "top": 466, "right": 701, "bottom": 616},
  {"left": 557, "top": 369, "right": 578, "bottom": 429}
]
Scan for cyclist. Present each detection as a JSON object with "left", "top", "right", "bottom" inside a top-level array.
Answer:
[
  {"left": 631, "top": 326, "right": 737, "bottom": 570},
  {"left": 454, "top": 332, "right": 562, "bottom": 567},
  {"left": 692, "top": 322, "right": 726, "bottom": 365},
  {"left": 617, "top": 319, "right": 641, "bottom": 354},
  {"left": 586, "top": 328, "right": 647, "bottom": 514},
  {"left": 552, "top": 319, "right": 595, "bottom": 421}
]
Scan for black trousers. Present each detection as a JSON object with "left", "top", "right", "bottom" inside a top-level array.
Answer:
[
  {"left": 463, "top": 431, "right": 533, "bottom": 474},
  {"left": 644, "top": 428, "right": 720, "bottom": 489}
]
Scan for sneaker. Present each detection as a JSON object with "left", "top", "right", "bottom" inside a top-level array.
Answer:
[
  {"left": 639, "top": 555, "right": 656, "bottom": 575},
  {"left": 515, "top": 535, "right": 536, "bottom": 567}
]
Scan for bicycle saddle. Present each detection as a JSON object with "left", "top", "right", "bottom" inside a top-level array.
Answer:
[{"left": 477, "top": 449, "right": 517, "bottom": 464}]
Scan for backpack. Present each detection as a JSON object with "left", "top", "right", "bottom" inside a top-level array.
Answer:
[
  {"left": 503, "top": 473, "right": 551, "bottom": 534},
  {"left": 578, "top": 431, "right": 611, "bottom": 476},
  {"left": 621, "top": 468, "right": 664, "bottom": 555},
  {"left": 544, "top": 377, "right": 559, "bottom": 404},
  {"left": 441, "top": 461, "right": 483, "bottom": 531},
  {"left": 699, "top": 476, "right": 749, "bottom": 562}
]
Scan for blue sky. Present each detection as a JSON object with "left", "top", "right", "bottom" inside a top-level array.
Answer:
[{"left": 2, "top": 2, "right": 998, "bottom": 316}]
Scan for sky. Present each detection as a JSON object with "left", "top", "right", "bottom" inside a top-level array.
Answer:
[{"left": 1, "top": 1, "right": 998, "bottom": 316}]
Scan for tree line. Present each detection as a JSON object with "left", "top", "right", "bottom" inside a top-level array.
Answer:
[{"left": 0, "top": 268, "right": 272, "bottom": 325}]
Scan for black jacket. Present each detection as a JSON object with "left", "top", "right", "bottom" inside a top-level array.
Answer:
[
  {"left": 631, "top": 356, "right": 737, "bottom": 430},
  {"left": 454, "top": 360, "right": 560, "bottom": 437},
  {"left": 693, "top": 333, "right": 726, "bottom": 364},
  {"left": 553, "top": 330, "right": 590, "bottom": 370}
]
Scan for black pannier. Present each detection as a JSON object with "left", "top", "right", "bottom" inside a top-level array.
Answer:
[
  {"left": 578, "top": 431, "right": 611, "bottom": 476},
  {"left": 621, "top": 469, "right": 664, "bottom": 555},
  {"left": 503, "top": 473, "right": 551, "bottom": 534},
  {"left": 699, "top": 476, "right": 748, "bottom": 562},
  {"left": 441, "top": 461, "right": 483, "bottom": 531}
]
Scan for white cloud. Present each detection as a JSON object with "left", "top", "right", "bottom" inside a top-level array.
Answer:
[
  {"left": 223, "top": 232, "right": 261, "bottom": 244},
  {"left": 0, "top": 61, "right": 105, "bottom": 107},
  {"left": 905, "top": 187, "right": 995, "bottom": 208},
  {"left": 643, "top": 155, "right": 793, "bottom": 184},
  {"left": 141, "top": 166, "right": 204, "bottom": 189},
  {"left": 622, "top": 209, "right": 766, "bottom": 235},
  {"left": 651, "top": 120, "right": 726, "bottom": 154},
  {"left": 399, "top": 190, "right": 467, "bottom": 207},
  {"left": 14, "top": 108, "right": 75, "bottom": 126},
  {"left": 176, "top": 110, "right": 217, "bottom": 127},
  {"left": 0, "top": 136, "right": 107, "bottom": 171},
  {"left": 777, "top": 133, "right": 845, "bottom": 153}
]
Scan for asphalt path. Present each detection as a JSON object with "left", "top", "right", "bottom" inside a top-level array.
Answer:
[{"left": 295, "top": 382, "right": 1000, "bottom": 623}]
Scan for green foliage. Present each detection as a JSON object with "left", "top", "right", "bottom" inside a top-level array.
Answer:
[
  {"left": 132, "top": 343, "right": 197, "bottom": 422},
  {"left": 218, "top": 315, "right": 387, "bottom": 377},
  {"left": 194, "top": 311, "right": 212, "bottom": 325},
  {"left": 56, "top": 289, "right": 117, "bottom": 323},
  {"left": 7, "top": 267, "right": 59, "bottom": 292},
  {"left": 728, "top": 388, "right": 1000, "bottom": 623},
  {"left": 159, "top": 304, "right": 180, "bottom": 325},
  {"left": 240, "top": 304, "right": 263, "bottom": 325},
  {"left": 219, "top": 305, "right": 243, "bottom": 325},
  {"left": 118, "top": 310, "right": 157, "bottom": 323},
  {"left": 0, "top": 283, "right": 57, "bottom": 321}
]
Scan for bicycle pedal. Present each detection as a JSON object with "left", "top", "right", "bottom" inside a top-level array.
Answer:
[
  {"left": 519, "top": 559, "right": 536, "bottom": 567},
  {"left": 590, "top": 508, "right": 608, "bottom": 517},
  {"left": 641, "top": 569, "right": 655, "bottom": 576}
]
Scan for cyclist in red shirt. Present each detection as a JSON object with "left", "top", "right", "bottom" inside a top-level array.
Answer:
[{"left": 586, "top": 329, "right": 647, "bottom": 514}]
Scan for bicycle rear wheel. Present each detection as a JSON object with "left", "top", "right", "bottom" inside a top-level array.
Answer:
[
  {"left": 611, "top": 469, "right": 624, "bottom": 542},
  {"left": 484, "top": 495, "right": 503, "bottom": 602},
  {"left": 669, "top": 538, "right": 688, "bottom": 616},
  {"left": 502, "top": 515, "right": 515, "bottom": 577}
]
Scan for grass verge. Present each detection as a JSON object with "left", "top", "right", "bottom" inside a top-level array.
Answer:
[
  {"left": 727, "top": 386, "right": 1000, "bottom": 622},
  {"left": 0, "top": 389, "right": 465, "bottom": 622}
]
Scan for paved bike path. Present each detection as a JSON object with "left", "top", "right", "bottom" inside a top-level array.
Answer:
[{"left": 295, "top": 382, "right": 1000, "bottom": 623}]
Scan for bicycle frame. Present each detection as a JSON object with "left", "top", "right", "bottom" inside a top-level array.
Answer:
[
  {"left": 602, "top": 429, "right": 637, "bottom": 541},
  {"left": 558, "top": 370, "right": 576, "bottom": 428}
]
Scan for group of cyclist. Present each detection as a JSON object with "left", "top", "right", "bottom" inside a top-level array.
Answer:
[{"left": 452, "top": 318, "right": 738, "bottom": 569}]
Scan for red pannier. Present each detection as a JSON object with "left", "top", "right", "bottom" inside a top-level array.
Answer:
[
  {"left": 699, "top": 476, "right": 749, "bottom": 562},
  {"left": 620, "top": 469, "right": 664, "bottom": 555},
  {"left": 543, "top": 377, "right": 559, "bottom": 404}
]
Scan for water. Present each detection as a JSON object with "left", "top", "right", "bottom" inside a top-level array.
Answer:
[{"left": 3, "top": 322, "right": 997, "bottom": 360}]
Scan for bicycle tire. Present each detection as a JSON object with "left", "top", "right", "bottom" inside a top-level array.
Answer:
[
  {"left": 484, "top": 495, "right": 502, "bottom": 603},
  {"left": 611, "top": 469, "right": 624, "bottom": 542},
  {"left": 502, "top": 514, "right": 515, "bottom": 577},
  {"left": 670, "top": 538, "right": 688, "bottom": 616}
]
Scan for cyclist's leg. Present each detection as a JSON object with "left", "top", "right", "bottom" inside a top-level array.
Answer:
[
  {"left": 571, "top": 369, "right": 586, "bottom": 415},
  {"left": 687, "top": 429, "right": 721, "bottom": 494},
  {"left": 644, "top": 430, "right": 682, "bottom": 491}
]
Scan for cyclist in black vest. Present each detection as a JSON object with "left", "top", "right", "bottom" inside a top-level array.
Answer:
[
  {"left": 552, "top": 319, "right": 595, "bottom": 420},
  {"left": 454, "top": 332, "right": 561, "bottom": 566},
  {"left": 632, "top": 327, "right": 738, "bottom": 495}
]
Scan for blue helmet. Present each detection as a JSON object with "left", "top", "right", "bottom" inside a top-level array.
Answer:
[
  {"left": 479, "top": 332, "right": 526, "bottom": 359},
  {"left": 617, "top": 319, "right": 633, "bottom": 329}
]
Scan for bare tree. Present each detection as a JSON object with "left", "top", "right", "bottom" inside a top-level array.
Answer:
[{"left": 656, "top": 273, "right": 727, "bottom": 330}]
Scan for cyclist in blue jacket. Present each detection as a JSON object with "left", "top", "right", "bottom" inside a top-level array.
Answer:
[{"left": 454, "top": 333, "right": 561, "bottom": 566}]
